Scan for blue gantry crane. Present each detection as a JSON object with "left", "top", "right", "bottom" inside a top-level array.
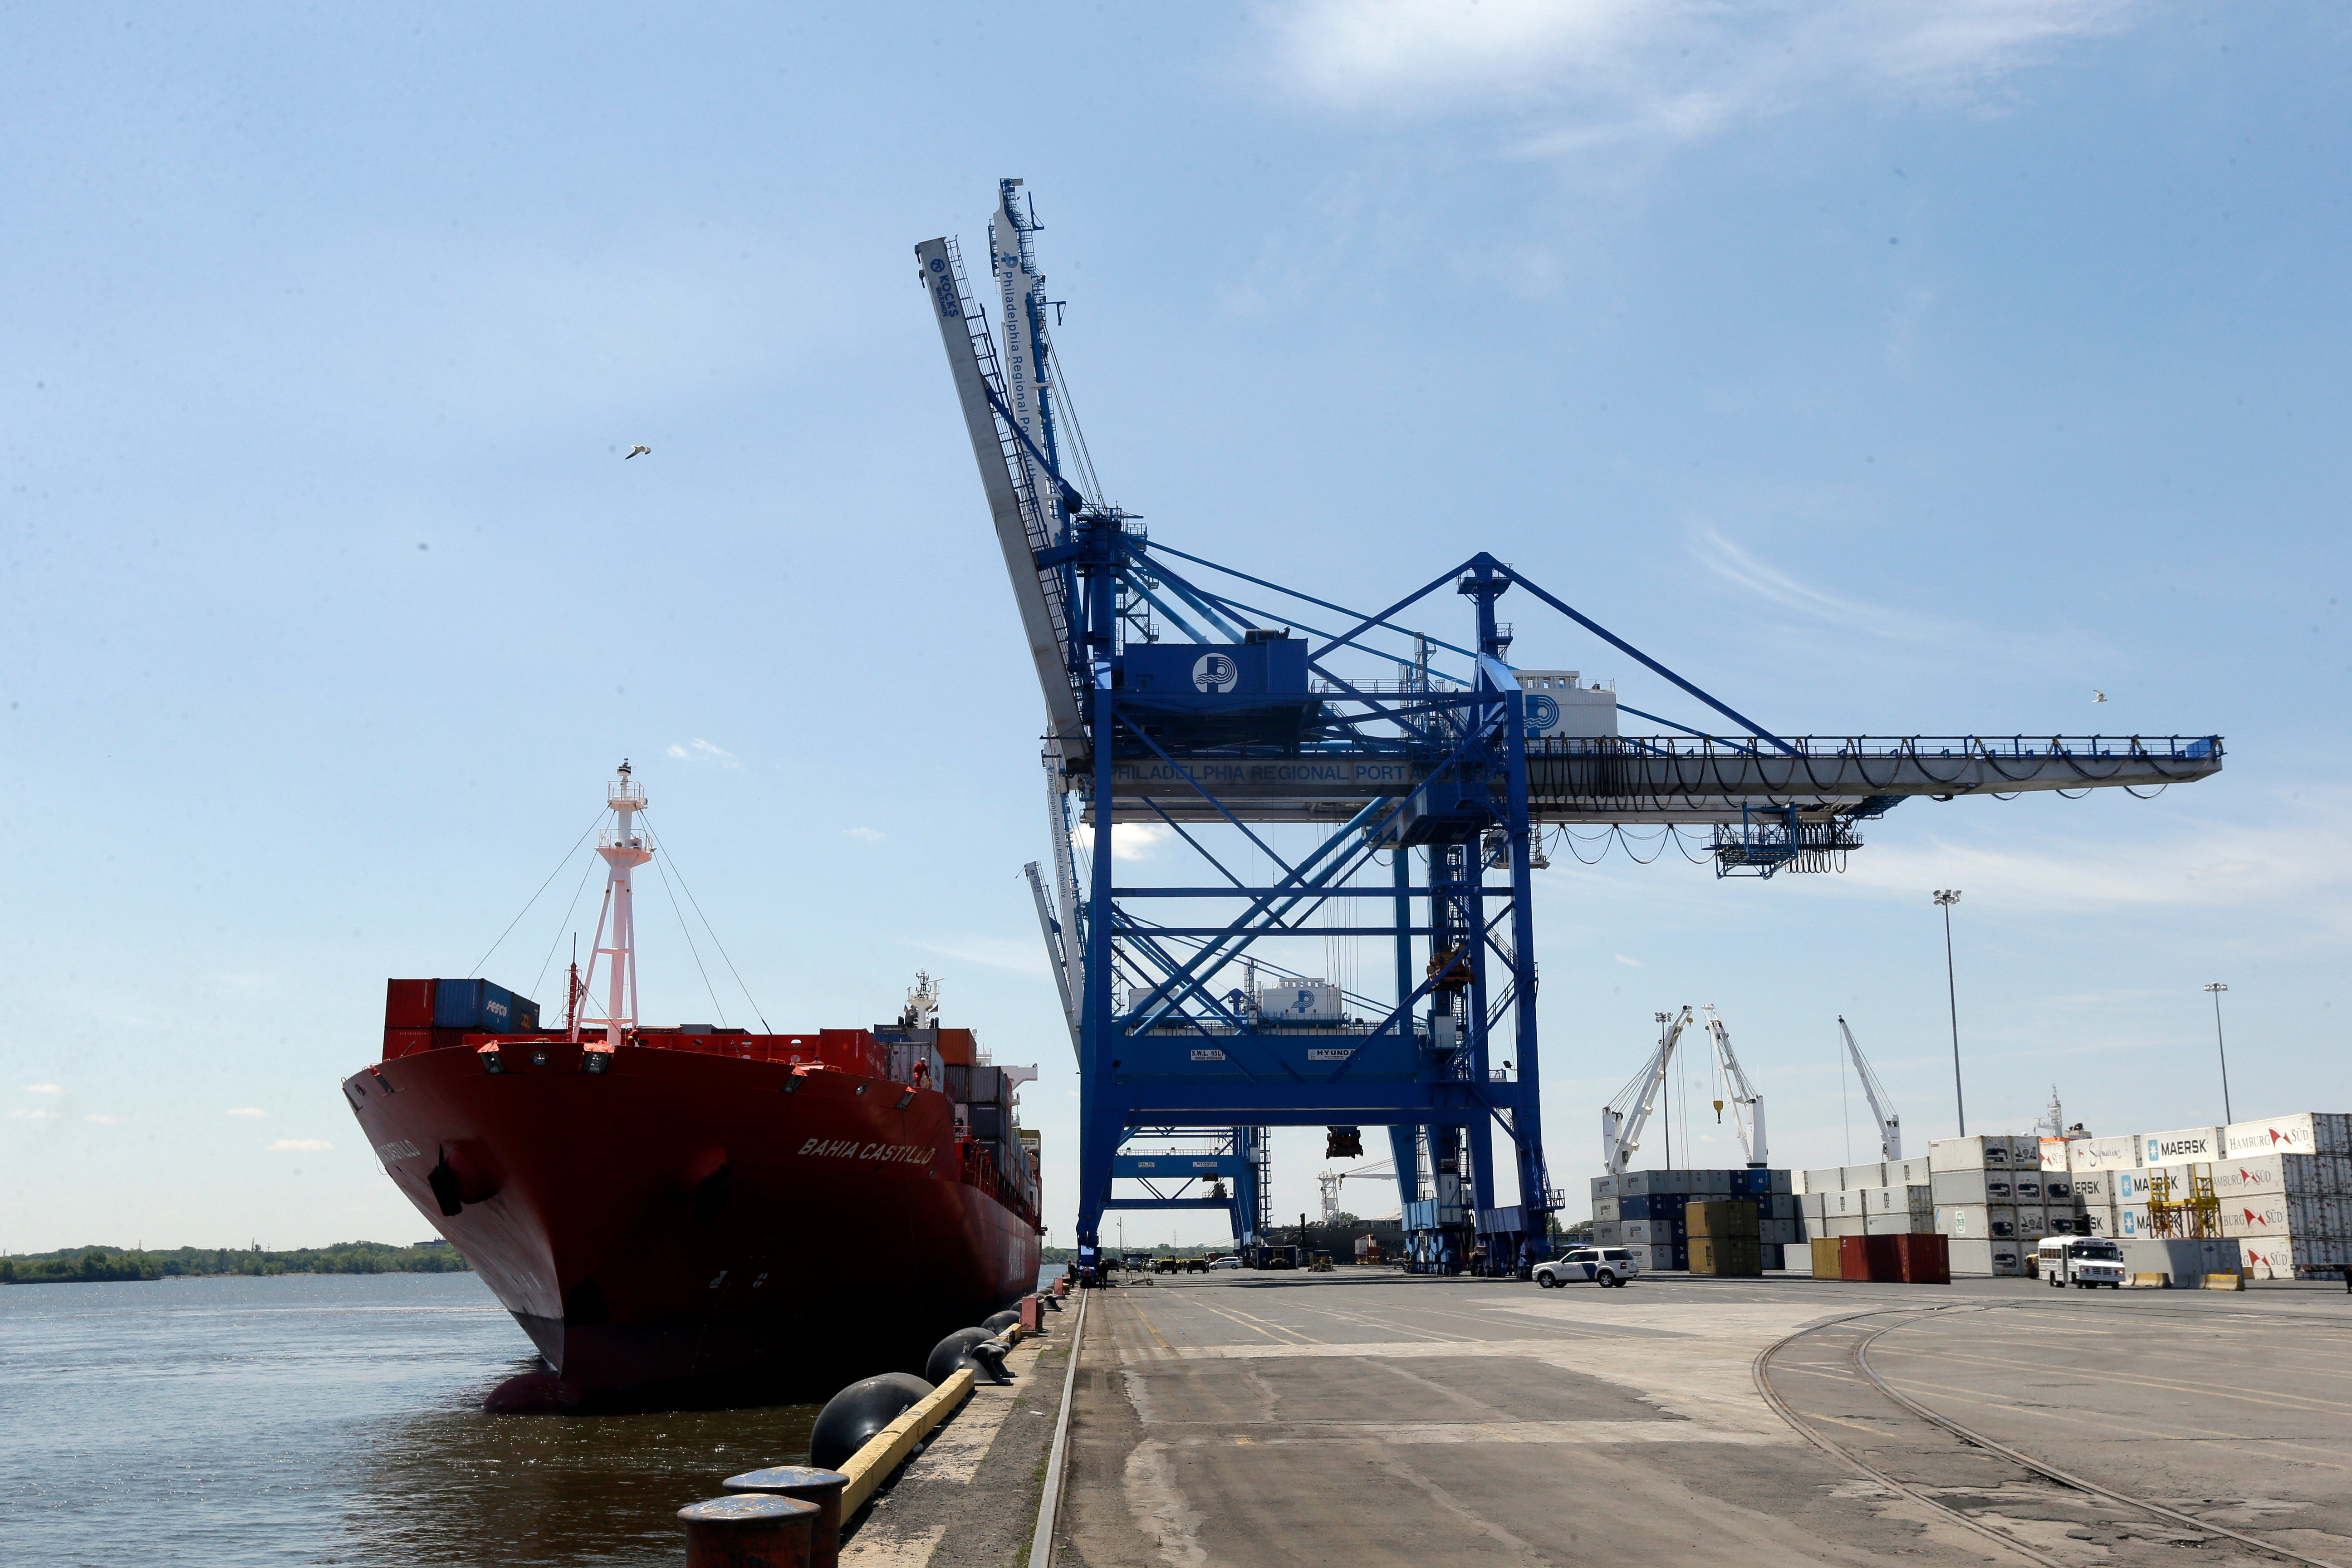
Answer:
[{"left": 917, "top": 182, "right": 2225, "bottom": 1276}]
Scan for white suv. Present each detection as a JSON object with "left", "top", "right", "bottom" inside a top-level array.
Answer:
[{"left": 1535, "top": 1247, "right": 1642, "bottom": 1288}]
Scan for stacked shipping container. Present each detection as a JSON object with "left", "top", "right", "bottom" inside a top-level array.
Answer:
[
  {"left": 1922, "top": 1112, "right": 2352, "bottom": 1279},
  {"left": 1590, "top": 1169, "right": 1795, "bottom": 1271}
]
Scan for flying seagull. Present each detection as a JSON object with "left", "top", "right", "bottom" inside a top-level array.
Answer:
[
  {"left": 2093, "top": 690, "right": 2107, "bottom": 702},
  {"left": 626, "top": 445, "right": 651, "bottom": 460}
]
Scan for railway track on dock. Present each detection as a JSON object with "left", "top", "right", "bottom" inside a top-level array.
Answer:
[{"left": 1755, "top": 1305, "right": 2344, "bottom": 1568}]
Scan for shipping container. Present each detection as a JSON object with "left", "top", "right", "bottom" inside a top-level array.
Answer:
[
  {"left": 1810, "top": 1237, "right": 1842, "bottom": 1279},
  {"left": 1619, "top": 1169, "right": 1693, "bottom": 1196},
  {"left": 2143, "top": 1126, "right": 2224, "bottom": 1167},
  {"left": 1799, "top": 1191, "right": 1829, "bottom": 1222},
  {"left": 1930, "top": 1135, "right": 2017, "bottom": 1172},
  {"left": 1895, "top": 1233, "right": 1951, "bottom": 1284},
  {"left": 1840, "top": 1161, "right": 1888, "bottom": 1191},
  {"left": 1685, "top": 1199, "right": 1760, "bottom": 1238},
  {"left": 2067, "top": 1134, "right": 2141, "bottom": 1173},
  {"left": 2218, "top": 1193, "right": 2327, "bottom": 1238},
  {"left": 2068, "top": 1170, "right": 2114, "bottom": 1203},
  {"left": 1862, "top": 1184, "right": 1933, "bottom": 1216},
  {"left": 2117, "top": 1237, "right": 2243, "bottom": 1283},
  {"left": 2042, "top": 1176, "right": 2077, "bottom": 1203},
  {"left": 2210, "top": 1152, "right": 2331, "bottom": 1199},
  {"left": 2223, "top": 1112, "right": 2352, "bottom": 1159},
  {"left": 1765, "top": 1169, "right": 1793, "bottom": 1194},
  {"left": 2011, "top": 1175, "right": 2045, "bottom": 1204},
  {"left": 1949, "top": 1237, "right": 2025, "bottom": 1277},
  {"left": 432, "top": 978, "right": 541, "bottom": 1034},
  {"left": 1592, "top": 1222, "right": 1622, "bottom": 1245},
  {"left": 1761, "top": 1243, "right": 1787, "bottom": 1270},
  {"left": 1838, "top": 1236, "right": 1872, "bottom": 1280},
  {"left": 1825, "top": 1215, "right": 1866, "bottom": 1238},
  {"left": 1590, "top": 1174, "right": 1617, "bottom": 1201},
  {"left": 384, "top": 978, "right": 436, "bottom": 1029},
  {"left": 1930, "top": 1170, "right": 2014, "bottom": 1206},
  {"left": 1934, "top": 1203, "right": 2017, "bottom": 1240},
  {"left": 1863, "top": 1235, "right": 1905, "bottom": 1281},
  {"left": 2039, "top": 1137, "right": 2074, "bottom": 1172},
  {"left": 1689, "top": 1235, "right": 1764, "bottom": 1276},
  {"left": 2082, "top": 1205, "right": 2122, "bottom": 1237},
  {"left": 1622, "top": 1218, "right": 1686, "bottom": 1246},
  {"left": 2014, "top": 1206, "right": 2050, "bottom": 1240},
  {"left": 1883, "top": 1156, "right": 1931, "bottom": 1187},
  {"left": 1689, "top": 1168, "right": 1733, "bottom": 1196},
  {"left": 1592, "top": 1197, "right": 1621, "bottom": 1223},
  {"left": 1759, "top": 1217, "right": 1799, "bottom": 1245},
  {"left": 1800, "top": 1166, "right": 1843, "bottom": 1195}
]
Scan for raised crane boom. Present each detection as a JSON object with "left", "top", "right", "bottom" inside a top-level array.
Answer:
[
  {"left": 1700, "top": 1004, "right": 1768, "bottom": 1169},
  {"left": 1838, "top": 1015, "right": 1901, "bottom": 1161},
  {"left": 1603, "top": 1008, "right": 1692, "bottom": 1176},
  {"left": 916, "top": 185, "right": 1086, "bottom": 755}
]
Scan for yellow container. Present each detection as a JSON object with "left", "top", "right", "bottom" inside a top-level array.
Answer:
[
  {"left": 1690, "top": 1235, "right": 1764, "bottom": 1276},
  {"left": 1685, "top": 1199, "right": 1760, "bottom": 1238},
  {"left": 1811, "top": 1237, "right": 1843, "bottom": 1279}
]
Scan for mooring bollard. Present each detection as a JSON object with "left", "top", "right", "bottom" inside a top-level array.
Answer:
[
  {"left": 1020, "top": 1293, "right": 1044, "bottom": 1333},
  {"left": 723, "top": 1466, "right": 849, "bottom": 1568},
  {"left": 679, "top": 1493, "right": 818, "bottom": 1568}
]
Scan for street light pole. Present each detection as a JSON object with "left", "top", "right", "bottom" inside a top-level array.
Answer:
[
  {"left": 2205, "top": 983, "right": 2233, "bottom": 1125},
  {"left": 1935, "top": 890, "right": 1965, "bottom": 1136}
]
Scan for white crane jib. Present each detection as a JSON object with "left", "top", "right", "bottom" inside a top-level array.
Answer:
[
  {"left": 1700, "top": 1004, "right": 1768, "bottom": 1169},
  {"left": 1602, "top": 1008, "right": 1692, "bottom": 1176},
  {"left": 1838, "top": 1015, "right": 1901, "bottom": 1161},
  {"left": 915, "top": 180, "right": 1086, "bottom": 757}
]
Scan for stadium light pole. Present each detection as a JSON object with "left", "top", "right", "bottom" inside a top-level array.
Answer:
[
  {"left": 1935, "top": 890, "right": 1965, "bottom": 1136},
  {"left": 2205, "top": 983, "right": 2233, "bottom": 1125}
]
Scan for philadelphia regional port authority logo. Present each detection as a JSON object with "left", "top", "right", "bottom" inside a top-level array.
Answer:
[
  {"left": 1524, "top": 694, "right": 1558, "bottom": 733},
  {"left": 1192, "top": 653, "right": 1239, "bottom": 692}
]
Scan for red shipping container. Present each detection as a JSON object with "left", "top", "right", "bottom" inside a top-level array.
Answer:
[
  {"left": 1895, "top": 1232, "right": 1950, "bottom": 1284},
  {"left": 1838, "top": 1235, "right": 1872, "bottom": 1280},
  {"left": 1863, "top": 1235, "right": 1904, "bottom": 1281},
  {"left": 385, "top": 978, "right": 436, "bottom": 1029}
]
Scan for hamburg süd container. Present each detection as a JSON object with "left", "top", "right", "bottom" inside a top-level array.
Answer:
[
  {"left": 2217, "top": 1193, "right": 2326, "bottom": 1238},
  {"left": 2223, "top": 1112, "right": 2352, "bottom": 1158},
  {"left": 2210, "top": 1152, "right": 2330, "bottom": 1198}
]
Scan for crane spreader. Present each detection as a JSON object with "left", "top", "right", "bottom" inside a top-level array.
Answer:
[{"left": 917, "top": 181, "right": 2225, "bottom": 1275}]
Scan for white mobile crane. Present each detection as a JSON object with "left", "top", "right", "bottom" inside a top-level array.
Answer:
[
  {"left": 1602, "top": 1005, "right": 1770, "bottom": 1175},
  {"left": 1837, "top": 1015, "right": 1901, "bottom": 1161}
]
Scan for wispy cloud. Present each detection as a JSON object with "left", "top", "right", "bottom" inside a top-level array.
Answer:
[
  {"left": 226, "top": 1107, "right": 270, "bottom": 1118},
  {"left": 1613, "top": 953, "right": 1642, "bottom": 966},
  {"left": 841, "top": 827, "right": 886, "bottom": 843},
  {"left": 83, "top": 1114, "right": 119, "bottom": 1125},
  {"left": 12, "top": 1109, "right": 65, "bottom": 1121},
  {"left": 913, "top": 936, "right": 1050, "bottom": 977},
  {"left": 665, "top": 739, "right": 741, "bottom": 769},
  {"left": 1259, "top": 0, "right": 2135, "bottom": 151},
  {"left": 24, "top": 1083, "right": 62, "bottom": 1094},
  {"left": 268, "top": 1138, "right": 333, "bottom": 1152},
  {"left": 1072, "top": 823, "right": 1175, "bottom": 862}
]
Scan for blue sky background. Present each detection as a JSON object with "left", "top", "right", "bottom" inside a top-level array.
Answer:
[{"left": 3, "top": 2, "right": 2345, "bottom": 1252}]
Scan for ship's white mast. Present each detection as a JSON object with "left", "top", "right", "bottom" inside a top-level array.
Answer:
[{"left": 572, "top": 761, "right": 652, "bottom": 1052}]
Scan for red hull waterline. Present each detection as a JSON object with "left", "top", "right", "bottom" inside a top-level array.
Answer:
[{"left": 343, "top": 1035, "right": 1042, "bottom": 1403}]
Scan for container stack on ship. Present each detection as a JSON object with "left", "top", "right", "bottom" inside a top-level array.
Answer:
[{"left": 343, "top": 766, "right": 1043, "bottom": 1405}]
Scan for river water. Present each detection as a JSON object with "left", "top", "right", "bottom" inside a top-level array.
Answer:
[{"left": 2, "top": 1270, "right": 982, "bottom": 1566}]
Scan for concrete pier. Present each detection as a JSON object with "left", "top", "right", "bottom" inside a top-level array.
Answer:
[{"left": 840, "top": 1269, "right": 2352, "bottom": 1566}]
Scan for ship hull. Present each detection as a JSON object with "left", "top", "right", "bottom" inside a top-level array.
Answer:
[{"left": 343, "top": 1039, "right": 1040, "bottom": 1403}]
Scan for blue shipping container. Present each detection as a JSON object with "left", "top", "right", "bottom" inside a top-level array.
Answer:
[{"left": 434, "top": 978, "right": 539, "bottom": 1034}]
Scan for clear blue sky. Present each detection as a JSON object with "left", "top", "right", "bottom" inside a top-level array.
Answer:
[{"left": 4, "top": 3, "right": 2345, "bottom": 1252}]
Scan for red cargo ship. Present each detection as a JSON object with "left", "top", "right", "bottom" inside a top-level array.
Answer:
[{"left": 341, "top": 765, "right": 1042, "bottom": 1404}]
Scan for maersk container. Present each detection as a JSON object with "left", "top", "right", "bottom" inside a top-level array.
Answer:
[
  {"left": 2223, "top": 1112, "right": 2352, "bottom": 1159},
  {"left": 2068, "top": 1170, "right": 2114, "bottom": 1204},
  {"left": 2082, "top": 1205, "right": 2123, "bottom": 1237},
  {"left": 433, "top": 978, "right": 539, "bottom": 1034},
  {"left": 2143, "top": 1125, "right": 2224, "bottom": 1167}
]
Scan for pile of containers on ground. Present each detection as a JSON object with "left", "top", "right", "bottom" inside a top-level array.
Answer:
[
  {"left": 1806, "top": 1232, "right": 1950, "bottom": 1283},
  {"left": 2055, "top": 1112, "right": 2352, "bottom": 1280},
  {"left": 1686, "top": 1199, "right": 1764, "bottom": 1276},
  {"left": 1795, "top": 1155, "right": 1938, "bottom": 1253},
  {"left": 1590, "top": 1169, "right": 1796, "bottom": 1272}
]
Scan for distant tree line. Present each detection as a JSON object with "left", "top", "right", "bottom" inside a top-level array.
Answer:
[{"left": 0, "top": 1240, "right": 472, "bottom": 1285}]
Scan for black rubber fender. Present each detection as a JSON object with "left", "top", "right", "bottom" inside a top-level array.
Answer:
[
  {"left": 981, "top": 1309, "right": 1021, "bottom": 1334},
  {"left": 924, "top": 1327, "right": 1012, "bottom": 1386},
  {"left": 808, "top": 1372, "right": 933, "bottom": 1470}
]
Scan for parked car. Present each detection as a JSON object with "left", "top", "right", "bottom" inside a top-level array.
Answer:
[
  {"left": 2038, "top": 1235, "right": 2127, "bottom": 1288},
  {"left": 1208, "top": 1256, "right": 1243, "bottom": 1270},
  {"left": 1534, "top": 1247, "right": 1642, "bottom": 1288}
]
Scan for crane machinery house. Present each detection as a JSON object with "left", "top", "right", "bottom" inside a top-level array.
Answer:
[{"left": 1514, "top": 671, "right": 1618, "bottom": 740}]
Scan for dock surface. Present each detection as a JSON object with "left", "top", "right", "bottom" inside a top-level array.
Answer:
[{"left": 1029, "top": 1270, "right": 2352, "bottom": 1568}]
